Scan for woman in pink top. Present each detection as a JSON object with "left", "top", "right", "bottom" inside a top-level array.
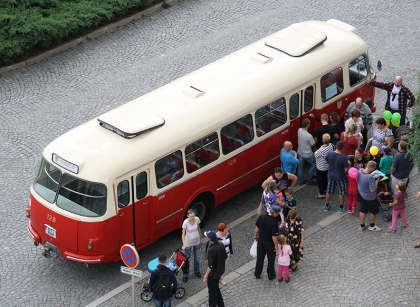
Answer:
[
  {"left": 340, "top": 124, "right": 361, "bottom": 156},
  {"left": 388, "top": 182, "right": 408, "bottom": 232},
  {"left": 277, "top": 234, "right": 292, "bottom": 283}
]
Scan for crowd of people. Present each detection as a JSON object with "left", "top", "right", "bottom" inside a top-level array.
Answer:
[{"left": 147, "top": 76, "right": 416, "bottom": 307}]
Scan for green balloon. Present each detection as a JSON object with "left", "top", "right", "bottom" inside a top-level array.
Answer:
[
  {"left": 383, "top": 110, "right": 392, "bottom": 120},
  {"left": 392, "top": 112, "right": 401, "bottom": 121}
]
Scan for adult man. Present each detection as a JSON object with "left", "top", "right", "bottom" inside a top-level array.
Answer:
[
  {"left": 367, "top": 76, "right": 416, "bottom": 126},
  {"left": 313, "top": 114, "right": 338, "bottom": 149},
  {"left": 261, "top": 167, "right": 298, "bottom": 192},
  {"left": 280, "top": 141, "right": 299, "bottom": 174},
  {"left": 297, "top": 118, "right": 316, "bottom": 185},
  {"left": 358, "top": 161, "right": 382, "bottom": 232},
  {"left": 254, "top": 205, "right": 280, "bottom": 280},
  {"left": 344, "top": 97, "right": 373, "bottom": 146},
  {"left": 324, "top": 141, "right": 349, "bottom": 212},
  {"left": 149, "top": 253, "right": 178, "bottom": 307},
  {"left": 391, "top": 141, "right": 413, "bottom": 192},
  {"left": 203, "top": 231, "right": 226, "bottom": 307}
]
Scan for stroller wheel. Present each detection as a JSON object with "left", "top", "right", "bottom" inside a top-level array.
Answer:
[
  {"left": 141, "top": 290, "right": 153, "bottom": 302},
  {"left": 383, "top": 212, "right": 391, "bottom": 222},
  {"left": 175, "top": 287, "right": 186, "bottom": 299}
]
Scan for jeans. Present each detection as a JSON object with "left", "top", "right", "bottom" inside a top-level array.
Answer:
[
  {"left": 208, "top": 275, "right": 225, "bottom": 307},
  {"left": 183, "top": 244, "right": 200, "bottom": 277},
  {"left": 154, "top": 297, "right": 171, "bottom": 307},
  {"left": 298, "top": 155, "right": 316, "bottom": 183}
]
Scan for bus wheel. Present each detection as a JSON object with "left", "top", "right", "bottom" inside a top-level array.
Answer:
[{"left": 187, "top": 195, "right": 212, "bottom": 226}]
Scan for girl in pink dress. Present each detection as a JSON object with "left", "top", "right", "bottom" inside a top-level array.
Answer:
[
  {"left": 277, "top": 234, "right": 292, "bottom": 283},
  {"left": 388, "top": 182, "right": 408, "bottom": 232}
]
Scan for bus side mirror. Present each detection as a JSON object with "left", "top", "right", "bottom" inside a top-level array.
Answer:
[{"left": 377, "top": 60, "right": 382, "bottom": 71}]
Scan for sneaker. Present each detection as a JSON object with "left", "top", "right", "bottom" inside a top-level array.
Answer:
[
  {"left": 368, "top": 225, "right": 382, "bottom": 232},
  {"left": 220, "top": 279, "right": 227, "bottom": 286},
  {"left": 388, "top": 228, "right": 396, "bottom": 233},
  {"left": 338, "top": 207, "right": 345, "bottom": 213},
  {"left": 278, "top": 278, "right": 283, "bottom": 282},
  {"left": 195, "top": 272, "right": 202, "bottom": 278},
  {"left": 347, "top": 210, "right": 352, "bottom": 214},
  {"left": 285, "top": 278, "right": 290, "bottom": 283},
  {"left": 359, "top": 225, "right": 367, "bottom": 231},
  {"left": 323, "top": 204, "right": 329, "bottom": 211}
]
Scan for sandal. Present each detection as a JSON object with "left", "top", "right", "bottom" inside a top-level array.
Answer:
[
  {"left": 290, "top": 264, "right": 298, "bottom": 272},
  {"left": 314, "top": 194, "right": 326, "bottom": 199},
  {"left": 415, "top": 244, "right": 420, "bottom": 249}
]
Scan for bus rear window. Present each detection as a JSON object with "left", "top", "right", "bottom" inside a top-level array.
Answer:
[
  {"left": 56, "top": 174, "right": 107, "bottom": 217},
  {"left": 34, "top": 159, "right": 61, "bottom": 203}
]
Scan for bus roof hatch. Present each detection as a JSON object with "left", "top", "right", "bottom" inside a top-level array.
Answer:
[
  {"left": 265, "top": 23, "right": 327, "bottom": 57},
  {"left": 97, "top": 105, "right": 164, "bottom": 138}
]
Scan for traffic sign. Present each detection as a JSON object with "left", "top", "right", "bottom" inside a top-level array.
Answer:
[
  {"left": 120, "top": 266, "right": 143, "bottom": 277},
  {"left": 120, "top": 244, "right": 140, "bottom": 268}
]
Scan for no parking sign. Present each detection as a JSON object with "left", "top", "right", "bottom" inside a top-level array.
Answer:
[{"left": 120, "top": 244, "right": 140, "bottom": 268}]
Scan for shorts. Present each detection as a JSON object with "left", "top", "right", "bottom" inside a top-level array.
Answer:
[
  {"left": 358, "top": 192, "right": 379, "bottom": 215},
  {"left": 326, "top": 179, "right": 347, "bottom": 195}
]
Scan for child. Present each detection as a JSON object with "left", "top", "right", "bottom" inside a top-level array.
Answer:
[
  {"left": 346, "top": 172, "right": 358, "bottom": 215},
  {"left": 277, "top": 234, "right": 292, "bottom": 283},
  {"left": 274, "top": 187, "right": 286, "bottom": 230},
  {"left": 379, "top": 147, "right": 393, "bottom": 192},
  {"left": 388, "top": 181, "right": 408, "bottom": 233},
  {"left": 283, "top": 189, "right": 297, "bottom": 222}
]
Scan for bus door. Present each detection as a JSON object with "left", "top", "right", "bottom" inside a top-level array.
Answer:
[
  {"left": 288, "top": 85, "right": 316, "bottom": 137},
  {"left": 302, "top": 84, "right": 316, "bottom": 135},
  {"left": 116, "top": 169, "right": 152, "bottom": 248}
]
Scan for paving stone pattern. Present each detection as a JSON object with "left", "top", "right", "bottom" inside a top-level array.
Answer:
[{"left": 0, "top": 0, "right": 419, "bottom": 306}]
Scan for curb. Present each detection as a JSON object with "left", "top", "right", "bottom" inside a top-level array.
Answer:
[{"left": 0, "top": 0, "right": 179, "bottom": 74}]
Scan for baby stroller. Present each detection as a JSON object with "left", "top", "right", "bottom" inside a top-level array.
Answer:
[
  {"left": 140, "top": 248, "right": 188, "bottom": 302},
  {"left": 376, "top": 180, "right": 393, "bottom": 222},
  {"left": 392, "top": 125, "right": 412, "bottom": 149}
]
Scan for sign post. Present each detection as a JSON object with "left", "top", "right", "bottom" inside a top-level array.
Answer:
[{"left": 120, "top": 244, "right": 142, "bottom": 307}]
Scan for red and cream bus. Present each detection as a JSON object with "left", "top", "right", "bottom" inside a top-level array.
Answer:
[{"left": 26, "top": 19, "right": 376, "bottom": 264}]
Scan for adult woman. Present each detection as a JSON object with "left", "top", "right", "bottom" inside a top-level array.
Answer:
[
  {"left": 371, "top": 117, "right": 394, "bottom": 153},
  {"left": 329, "top": 112, "right": 343, "bottom": 144},
  {"left": 216, "top": 223, "right": 233, "bottom": 285},
  {"left": 314, "top": 133, "right": 334, "bottom": 199},
  {"left": 340, "top": 124, "right": 361, "bottom": 156},
  {"left": 348, "top": 148, "right": 367, "bottom": 169},
  {"left": 181, "top": 209, "right": 203, "bottom": 282},
  {"left": 345, "top": 109, "right": 363, "bottom": 138},
  {"left": 286, "top": 210, "right": 304, "bottom": 272}
]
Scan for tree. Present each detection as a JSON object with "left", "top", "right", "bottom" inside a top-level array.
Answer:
[{"left": 408, "top": 73, "right": 420, "bottom": 167}]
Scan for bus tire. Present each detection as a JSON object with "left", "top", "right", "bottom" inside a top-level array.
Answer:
[{"left": 187, "top": 194, "right": 212, "bottom": 226}]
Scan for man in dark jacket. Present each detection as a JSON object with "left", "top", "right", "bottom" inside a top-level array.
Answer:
[
  {"left": 149, "top": 253, "right": 177, "bottom": 307},
  {"left": 203, "top": 231, "right": 226, "bottom": 307}
]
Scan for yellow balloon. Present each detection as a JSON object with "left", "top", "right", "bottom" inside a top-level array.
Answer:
[
  {"left": 385, "top": 119, "right": 390, "bottom": 127},
  {"left": 391, "top": 120, "right": 400, "bottom": 127},
  {"left": 370, "top": 146, "right": 379, "bottom": 156}
]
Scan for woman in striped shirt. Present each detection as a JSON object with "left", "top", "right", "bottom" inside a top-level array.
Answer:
[{"left": 314, "top": 134, "right": 334, "bottom": 199}]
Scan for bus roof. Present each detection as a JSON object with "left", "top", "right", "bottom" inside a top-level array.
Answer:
[{"left": 43, "top": 19, "right": 367, "bottom": 183}]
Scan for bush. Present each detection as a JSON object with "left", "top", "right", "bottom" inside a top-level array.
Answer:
[{"left": 0, "top": 0, "right": 155, "bottom": 65}]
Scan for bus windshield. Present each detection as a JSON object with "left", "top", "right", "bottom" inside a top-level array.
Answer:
[{"left": 34, "top": 158, "right": 107, "bottom": 217}]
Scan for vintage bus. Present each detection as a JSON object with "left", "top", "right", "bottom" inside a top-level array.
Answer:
[{"left": 26, "top": 19, "right": 376, "bottom": 264}]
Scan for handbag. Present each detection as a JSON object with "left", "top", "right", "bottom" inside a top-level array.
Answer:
[
  {"left": 256, "top": 193, "right": 266, "bottom": 216},
  {"left": 249, "top": 240, "right": 257, "bottom": 258}
]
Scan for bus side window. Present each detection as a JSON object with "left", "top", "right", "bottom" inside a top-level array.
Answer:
[
  {"left": 136, "top": 172, "right": 148, "bottom": 199},
  {"left": 221, "top": 114, "right": 253, "bottom": 155},
  {"left": 185, "top": 132, "right": 220, "bottom": 173},
  {"left": 155, "top": 151, "right": 184, "bottom": 188},
  {"left": 255, "top": 98, "right": 287, "bottom": 136},
  {"left": 304, "top": 86, "right": 314, "bottom": 113},
  {"left": 349, "top": 55, "right": 368, "bottom": 87},
  {"left": 320, "top": 67, "right": 343, "bottom": 102},
  {"left": 117, "top": 180, "right": 130, "bottom": 208},
  {"left": 289, "top": 93, "right": 299, "bottom": 120}
]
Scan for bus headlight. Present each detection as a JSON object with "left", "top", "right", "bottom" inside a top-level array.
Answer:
[{"left": 25, "top": 207, "right": 30, "bottom": 218}]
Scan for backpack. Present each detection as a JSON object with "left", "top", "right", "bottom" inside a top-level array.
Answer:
[{"left": 152, "top": 267, "right": 172, "bottom": 299}]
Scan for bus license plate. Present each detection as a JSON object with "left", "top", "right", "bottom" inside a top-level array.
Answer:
[{"left": 45, "top": 224, "right": 57, "bottom": 238}]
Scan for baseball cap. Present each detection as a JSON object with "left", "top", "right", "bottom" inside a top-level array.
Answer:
[
  {"left": 383, "top": 147, "right": 391, "bottom": 154},
  {"left": 204, "top": 231, "right": 217, "bottom": 241},
  {"left": 271, "top": 205, "right": 281, "bottom": 213}
]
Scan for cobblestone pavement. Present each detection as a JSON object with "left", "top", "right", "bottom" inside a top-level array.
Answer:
[{"left": 1, "top": 0, "right": 419, "bottom": 306}]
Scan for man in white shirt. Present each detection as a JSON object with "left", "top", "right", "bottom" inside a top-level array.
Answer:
[{"left": 297, "top": 118, "right": 316, "bottom": 186}]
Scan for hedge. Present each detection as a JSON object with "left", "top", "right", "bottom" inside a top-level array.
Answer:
[{"left": 0, "top": 0, "right": 156, "bottom": 65}]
